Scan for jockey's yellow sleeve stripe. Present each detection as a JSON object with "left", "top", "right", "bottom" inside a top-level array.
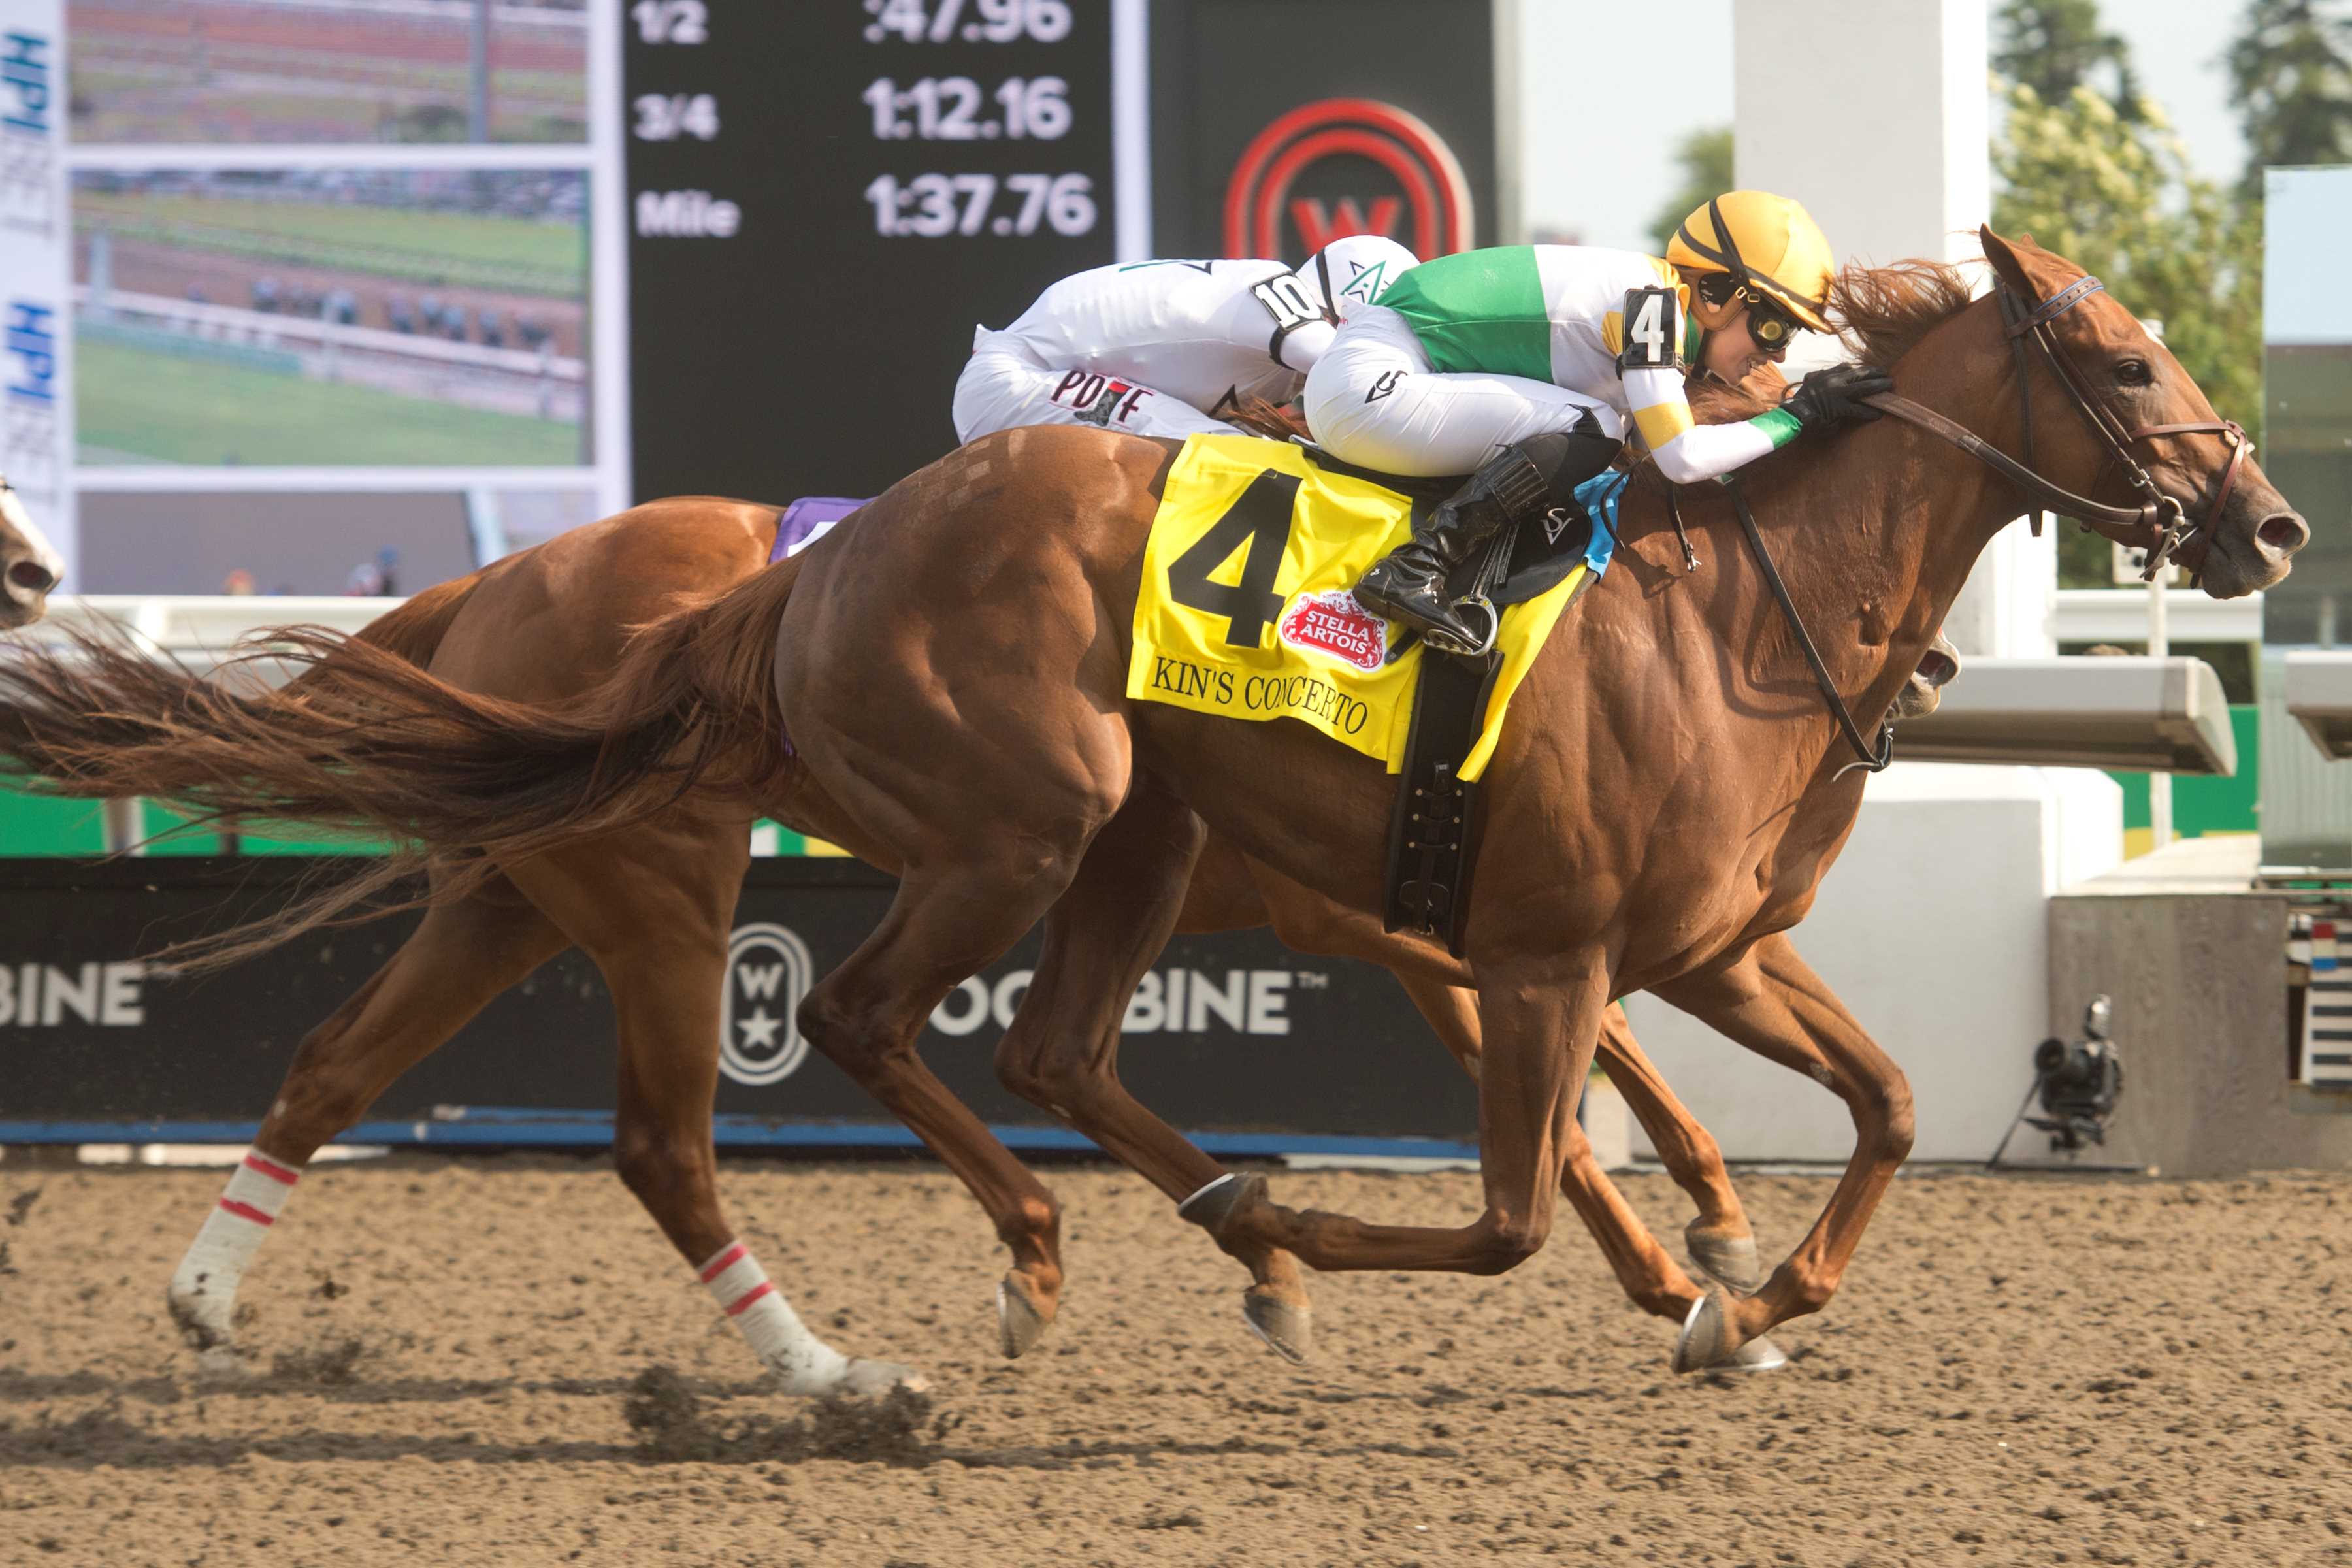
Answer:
[
  {"left": 1600, "top": 309, "right": 1624, "bottom": 357},
  {"left": 1633, "top": 399, "right": 1696, "bottom": 451}
]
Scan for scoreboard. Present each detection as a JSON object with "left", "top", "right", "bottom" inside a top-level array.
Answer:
[
  {"left": 619, "top": 0, "right": 1495, "bottom": 511},
  {"left": 623, "top": 0, "right": 1124, "bottom": 503}
]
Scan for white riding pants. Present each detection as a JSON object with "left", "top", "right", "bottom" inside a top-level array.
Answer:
[
  {"left": 952, "top": 330, "right": 1243, "bottom": 444},
  {"left": 1301, "top": 304, "right": 1622, "bottom": 476}
]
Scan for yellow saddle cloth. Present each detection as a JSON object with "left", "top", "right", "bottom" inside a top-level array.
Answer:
[{"left": 1126, "top": 434, "right": 1595, "bottom": 781}]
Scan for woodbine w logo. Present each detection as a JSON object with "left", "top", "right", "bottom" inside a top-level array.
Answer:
[
  {"left": 720, "top": 923, "right": 813, "bottom": 1086},
  {"left": 1222, "top": 98, "right": 1475, "bottom": 265}
]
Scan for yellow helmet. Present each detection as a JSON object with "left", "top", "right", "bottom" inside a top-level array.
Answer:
[{"left": 1667, "top": 191, "right": 1837, "bottom": 336}]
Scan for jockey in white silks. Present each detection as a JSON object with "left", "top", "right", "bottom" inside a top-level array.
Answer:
[{"left": 951, "top": 233, "right": 1421, "bottom": 444}]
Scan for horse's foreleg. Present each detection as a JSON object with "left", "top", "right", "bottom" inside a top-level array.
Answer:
[
  {"left": 1236, "top": 863, "right": 1734, "bottom": 1327},
  {"left": 1595, "top": 1007, "right": 1759, "bottom": 1288},
  {"left": 1396, "top": 978, "right": 1699, "bottom": 1313},
  {"left": 167, "top": 879, "right": 568, "bottom": 1373},
  {"left": 993, "top": 781, "right": 1316, "bottom": 1361},
  {"left": 1208, "top": 955, "right": 1610, "bottom": 1279},
  {"left": 1652, "top": 933, "right": 1916, "bottom": 1371}
]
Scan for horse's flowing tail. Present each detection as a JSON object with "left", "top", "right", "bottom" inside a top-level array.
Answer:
[{"left": 0, "top": 561, "right": 803, "bottom": 967}]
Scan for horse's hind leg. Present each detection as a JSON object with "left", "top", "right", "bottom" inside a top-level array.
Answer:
[
  {"left": 167, "top": 877, "right": 569, "bottom": 1372},
  {"left": 794, "top": 835, "right": 1111, "bottom": 1362},
  {"left": 1652, "top": 933, "right": 1916, "bottom": 1373},
  {"left": 507, "top": 819, "right": 920, "bottom": 1396},
  {"left": 992, "top": 781, "right": 1317, "bottom": 1360}
]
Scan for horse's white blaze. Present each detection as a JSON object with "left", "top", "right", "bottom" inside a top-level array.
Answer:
[
  {"left": 0, "top": 480, "right": 63, "bottom": 598},
  {"left": 168, "top": 1149, "right": 304, "bottom": 1362},
  {"left": 696, "top": 1239, "right": 855, "bottom": 1394}
]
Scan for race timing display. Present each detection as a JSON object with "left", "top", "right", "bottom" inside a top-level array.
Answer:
[
  {"left": 621, "top": 1, "right": 1495, "bottom": 508},
  {"left": 623, "top": 0, "right": 1120, "bottom": 502}
]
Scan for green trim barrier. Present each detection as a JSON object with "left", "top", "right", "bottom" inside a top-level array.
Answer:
[{"left": 2111, "top": 705, "right": 2262, "bottom": 840}]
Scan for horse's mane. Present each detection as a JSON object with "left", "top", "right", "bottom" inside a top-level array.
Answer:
[
  {"left": 1226, "top": 397, "right": 1311, "bottom": 442},
  {"left": 1830, "top": 257, "right": 1977, "bottom": 370}
]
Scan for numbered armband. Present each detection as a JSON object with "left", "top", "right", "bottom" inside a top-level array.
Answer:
[
  {"left": 1252, "top": 270, "right": 1333, "bottom": 367},
  {"left": 1617, "top": 286, "right": 1681, "bottom": 373}
]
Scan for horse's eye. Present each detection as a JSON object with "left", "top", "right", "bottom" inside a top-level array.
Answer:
[{"left": 2115, "top": 359, "right": 2153, "bottom": 387}]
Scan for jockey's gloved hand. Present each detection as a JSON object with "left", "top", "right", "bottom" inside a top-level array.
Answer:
[{"left": 1782, "top": 365, "right": 1895, "bottom": 430}]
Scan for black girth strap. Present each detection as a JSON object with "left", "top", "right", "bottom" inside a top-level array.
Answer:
[{"left": 1723, "top": 474, "right": 1893, "bottom": 778}]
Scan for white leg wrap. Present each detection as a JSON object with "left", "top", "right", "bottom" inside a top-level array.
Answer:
[
  {"left": 167, "top": 1149, "right": 302, "bottom": 1357},
  {"left": 697, "top": 1240, "right": 852, "bottom": 1395}
]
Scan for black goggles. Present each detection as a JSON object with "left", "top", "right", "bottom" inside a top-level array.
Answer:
[{"left": 1739, "top": 286, "right": 1803, "bottom": 351}]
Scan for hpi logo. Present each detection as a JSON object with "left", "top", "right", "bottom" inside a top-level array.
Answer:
[
  {"left": 1224, "top": 98, "right": 1475, "bottom": 265},
  {"left": 719, "top": 923, "right": 813, "bottom": 1086},
  {"left": 1, "top": 31, "right": 52, "bottom": 137}
]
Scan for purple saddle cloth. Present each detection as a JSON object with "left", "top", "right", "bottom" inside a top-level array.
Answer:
[{"left": 770, "top": 496, "right": 868, "bottom": 564}]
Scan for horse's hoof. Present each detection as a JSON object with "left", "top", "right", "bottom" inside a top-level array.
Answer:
[
  {"left": 1685, "top": 1225, "right": 1763, "bottom": 1292},
  {"left": 1670, "top": 1288, "right": 1743, "bottom": 1375},
  {"left": 841, "top": 1357, "right": 930, "bottom": 1396},
  {"left": 1240, "top": 1288, "right": 1311, "bottom": 1364},
  {"left": 995, "top": 1275, "right": 1054, "bottom": 1360},
  {"left": 1705, "top": 1335, "right": 1788, "bottom": 1373}
]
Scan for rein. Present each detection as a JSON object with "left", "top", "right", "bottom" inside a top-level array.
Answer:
[
  {"left": 1709, "top": 478, "right": 1895, "bottom": 778},
  {"left": 1663, "top": 478, "right": 1892, "bottom": 777}
]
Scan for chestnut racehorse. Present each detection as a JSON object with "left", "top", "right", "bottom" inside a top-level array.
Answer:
[
  {"left": 1, "top": 495, "right": 1884, "bottom": 1380},
  {"left": 0, "top": 389, "right": 1885, "bottom": 1387},
  {"left": 0, "top": 232, "right": 2301, "bottom": 1377},
  {"left": 0, "top": 473, "right": 65, "bottom": 630}
]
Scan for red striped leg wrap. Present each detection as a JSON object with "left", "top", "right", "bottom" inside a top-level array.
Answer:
[
  {"left": 216, "top": 1152, "right": 300, "bottom": 1226},
  {"left": 695, "top": 1239, "right": 847, "bottom": 1392},
  {"left": 170, "top": 1149, "right": 306, "bottom": 1350}
]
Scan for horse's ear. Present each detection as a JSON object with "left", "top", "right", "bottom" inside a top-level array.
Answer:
[{"left": 1979, "top": 225, "right": 2040, "bottom": 301}]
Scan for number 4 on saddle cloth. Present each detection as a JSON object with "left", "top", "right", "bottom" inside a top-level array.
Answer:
[{"left": 1128, "top": 434, "right": 1623, "bottom": 953}]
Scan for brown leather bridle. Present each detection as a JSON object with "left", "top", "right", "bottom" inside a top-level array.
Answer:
[
  {"left": 1678, "top": 269, "right": 2257, "bottom": 779},
  {"left": 1865, "top": 273, "right": 2252, "bottom": 581}
]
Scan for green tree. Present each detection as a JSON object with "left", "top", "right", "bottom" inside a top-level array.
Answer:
[
  {"left": 2227, "top": 0, "right": 2352, "bottom": 180},
  {"left": 1993, "top": 0, "right": 2143, "bottom": 119},
  {"left": 1646, "top": 127, "right": 1733, "bottom": 253},
  {"left": 1993, "top": 83, "right": 2264, "bottom": 585}
]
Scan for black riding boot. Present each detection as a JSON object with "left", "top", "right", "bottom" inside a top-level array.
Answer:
[{"left": 1352, "top": 440, "right": 1557, "bottom": 651}]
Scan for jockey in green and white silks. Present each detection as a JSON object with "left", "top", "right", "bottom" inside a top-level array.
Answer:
[
  {"left": 1307, "top": 192, "right": 1894, "bottom": 651},
  {"left": 953, "top": 234, "right": 1420, "bottom": 445}
]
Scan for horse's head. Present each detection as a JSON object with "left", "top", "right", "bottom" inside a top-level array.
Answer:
[
  {"left": 0, "top": 474, "right": 63, "bottom": 629},
  {"left": 1979, "top": 227, "right": 2306, "bottom": 600},
  {"left": 1893, "top": 630, "right": 1961, "bottom": 721}
]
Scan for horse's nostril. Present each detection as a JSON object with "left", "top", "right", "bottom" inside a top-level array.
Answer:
[
  {"left": 6, "top": 559, "right": 55, "bottom": 594},
  {"left": 2257, "top": 514, "right": 2308, "bottom": 553}
]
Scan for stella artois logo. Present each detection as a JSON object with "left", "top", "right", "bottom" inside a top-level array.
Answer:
[
  {"left": 1224, "top": 98, "right": 1475, "bottom": 264},
  {"left": 1277, "top": 588, "right": 1391, "bottom": 673}
]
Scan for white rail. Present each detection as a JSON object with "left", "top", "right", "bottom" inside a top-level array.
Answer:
[
  {"left": 1902, "top": 655, "right": 2236, "bottom": 774},
  {"left": 2284, "top": 651, "right": 2352, "bottom": 761},
  {"left": 20, "top": 593, "right": 403, "bottom": 653},
  {"left": 2053, "top": 589, "right": 2264, "bottom": 646},
  {"left": 80, "top": 287, "right": 585, "bottom": 381}
]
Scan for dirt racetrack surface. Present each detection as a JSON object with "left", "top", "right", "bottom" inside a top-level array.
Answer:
[{"left": 1, "top": 1158, "right": 2347, "bottom": 1567}]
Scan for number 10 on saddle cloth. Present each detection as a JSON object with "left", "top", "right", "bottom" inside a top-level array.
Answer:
[{"left": 1127, "top": 434, "right": 1615, "bottom": 778}]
